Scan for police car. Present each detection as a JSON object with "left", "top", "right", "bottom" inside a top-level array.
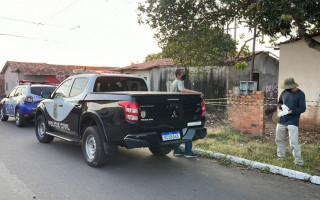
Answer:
[
  {"left": 0, "top": 80, "right": 56, "bottom": 127},
  {"left": 35, "top": 73, "right": 207, "bottom": 167}
]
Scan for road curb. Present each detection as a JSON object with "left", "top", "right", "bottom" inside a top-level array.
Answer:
[{"left": 191, "top": 148, "right": 320, "bottom": 185}]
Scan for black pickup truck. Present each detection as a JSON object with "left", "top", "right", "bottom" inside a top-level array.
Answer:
[{"left": 35, "top": 73, "right": 206, "bottom": 167}]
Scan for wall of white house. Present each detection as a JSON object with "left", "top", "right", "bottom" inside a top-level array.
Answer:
[
  {"left": 4, "top": 66, "right": 49, "bottom": 95},
  {"left": 121, "top": 70, "right": 150, "bottom": 89},
  {"left": 4, "top": 66, "right": 19, "bottom": 95},
  {"left": 18, "top": 74, "right": 46, "bottom": 82},
  {"left": 279, "top": 36, "right": 320, "bottom": 129}
]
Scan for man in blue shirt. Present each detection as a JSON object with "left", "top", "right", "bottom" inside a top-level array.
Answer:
[
  {"left": 276, "top": 78, "right": 306, "bottom": 166},
  {"left": 170, "top": 68, "right": 204, "bottom": 158}
]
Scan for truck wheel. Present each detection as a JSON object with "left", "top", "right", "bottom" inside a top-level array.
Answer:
[
  {"left": 15, "top": 109, "right": 25, "bottom": 127},
  {"left": 35, "top": 115, "right": 54, "bottom": 143},
  {"left": 149, "top": 146, "right": 172, "bottom": 156},
  {"left": 0, "top": 106, "right": 8, "bottom": 121},
  {"left": 82, "top": 125, "right": 108, "bottom": 167}
]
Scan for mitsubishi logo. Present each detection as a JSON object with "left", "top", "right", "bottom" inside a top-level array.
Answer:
[{"left": 171, "top": 110, "right": 178, "bottom": 118}]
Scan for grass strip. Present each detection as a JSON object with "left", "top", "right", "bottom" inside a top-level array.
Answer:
[{"left": 194, "top": 126, "right": 320, "bottom": 176}]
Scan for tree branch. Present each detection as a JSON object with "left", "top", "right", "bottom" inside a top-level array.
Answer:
[
  {"left": 301, "top": 34, "right": 320, "bottom": 52},
  {"left": 296, "top": 24, "right": 320, "bottom": 52},
  {"left": 235, "top": 30, "right": 260, "bottom": 60}
]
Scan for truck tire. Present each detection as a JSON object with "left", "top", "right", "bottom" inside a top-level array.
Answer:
[
  {"left": 82, "top": 125, "right": 108, "bottom": 167},
  {"left": 149, "top": 146, "right": 172, "bottom": 156},
  {"left": 35, "top": 115, "right": 54, "bottom": 143},
  {"left": 15, "top": 109, "right": 25, "bottom": 127},
  {"left": 0, "top": 106, "right": 8, "bottom": 121}
]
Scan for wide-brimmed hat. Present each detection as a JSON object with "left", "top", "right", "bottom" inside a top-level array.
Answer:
[{"left": 280, "top": 78, "right": 299, "bottom": 89}]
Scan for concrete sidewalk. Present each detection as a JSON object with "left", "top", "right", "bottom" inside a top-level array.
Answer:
[{"left": 192, "top": 148, "right": 320, "bottom": 185}]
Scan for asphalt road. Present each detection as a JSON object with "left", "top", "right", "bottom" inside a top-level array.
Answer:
[{"left": 0, "top": 118, "right": 319, "bottom": 200}]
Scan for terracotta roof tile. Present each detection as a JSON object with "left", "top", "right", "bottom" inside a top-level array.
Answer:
[
  {"left": 1, "top": 61, "right": 115, "bottom": 75},
  {"left": 237, "top": 51, "right": 264, "bottom": 61},
  {"left": 116, "top": 52, "right": 271, "bottom": 71},
  {"left": 117, "top": 58, "right": 174, "bottom": 71}
]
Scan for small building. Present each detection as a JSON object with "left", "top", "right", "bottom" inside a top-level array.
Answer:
[
  {"left": 1, "top": 61, "right": 114, "bottom": 95},
  {"left": 117, "top": 58, "right": 175, "bottom": 91},
  {"left": 117, "top": 52, "right": 279, "bottom": 103},
  {"left": 278, "top": 34, "right": 320, "bottom": 130}
]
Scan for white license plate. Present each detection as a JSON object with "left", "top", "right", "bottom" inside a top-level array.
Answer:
[
  {"left": 161, "top": 131, "right": 181, "bottom": 141},
  {"left": 187, "top": 121, "right": 202, "bottom": 127}
]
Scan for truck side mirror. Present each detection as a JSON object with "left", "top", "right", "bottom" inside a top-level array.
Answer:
[{"left": 41, "top": 91, "right": 51, "bottom": 99}]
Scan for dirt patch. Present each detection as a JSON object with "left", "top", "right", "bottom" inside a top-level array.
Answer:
[
  {"left": 264, "top": 123, "right": 320, "bottom": 146},
  {"left": 205, "top": 112, "right": 320, "bottom": 146}
]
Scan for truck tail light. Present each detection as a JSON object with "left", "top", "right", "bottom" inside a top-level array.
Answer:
[
  {"left": 24, "top": 96, "right": 33, "bottom": 103},
  {"left": 118, "top": 101, "right": 139, "bottom": 122},
  {"left": 201, "top": 101, "right": 206, "bottom": 117}
]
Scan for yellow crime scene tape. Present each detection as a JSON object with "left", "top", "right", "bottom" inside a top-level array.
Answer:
[
  {"left": 204, "top": 99, "right": 320, "bottom": 107},
  {"left": 205, "top": 97, "right": 320, "bottom": 103}
]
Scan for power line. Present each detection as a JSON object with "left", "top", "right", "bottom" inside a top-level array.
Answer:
[
  {"left": 0, "top": 32, "right": 71, "bottom": 44},
  {"left": 40, "top": 0, "right": 81, "bottom": 23},
  {"left": 0, "top": 16, "right": 78, "bottom": 30}
]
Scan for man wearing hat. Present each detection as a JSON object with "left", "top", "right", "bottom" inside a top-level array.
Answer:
[{"left": 276, "top": 78, "right": 306, "bottom": 166}]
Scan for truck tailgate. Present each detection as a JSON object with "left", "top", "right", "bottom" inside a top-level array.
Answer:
[{"left": 132, "top": 93, "right": 204, "bottom": 129}]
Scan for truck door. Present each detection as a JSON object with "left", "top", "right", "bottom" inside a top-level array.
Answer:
[
  {"left": 61, "top": 77, "right": 89, "bottom": 137},
  {"left": 44, "top": 79, "right": 73, "bottom": 132},
  {"left": 5, "top": 88, "right": 17, "bottom": 115},
  {"left": 12, "top": 87, "right": 22, "bottom": 114}
]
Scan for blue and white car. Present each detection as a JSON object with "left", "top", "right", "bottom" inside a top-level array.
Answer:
[{"left": 0, "top": 81, "right": 56, "bottom": 127}]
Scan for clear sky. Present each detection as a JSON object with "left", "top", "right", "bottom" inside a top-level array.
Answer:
[
  {"left": 0, "top": 0, "right": 280, "bottom": 71},
  {"left": 0, "top": 0, "right": 161, "bottom": 70}
]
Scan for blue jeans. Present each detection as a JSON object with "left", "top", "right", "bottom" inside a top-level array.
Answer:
[{"left": 174, "top": 141, "right": 192, "bottom": 154}]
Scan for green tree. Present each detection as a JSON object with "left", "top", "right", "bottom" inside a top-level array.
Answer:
[
  {"left": 138, "top": 0, "right": 237, "bottom": 69},
  {"left": 138, "top": 0, "right": 320, "bottom": 70},
  {"left": 144, "top": 52, "right": 170, "bottom": 62},
  {"left": 145, "top": 52, "right": 163, "bottom": 62},
  {"left": 221, "top": 0, "right": 320, "bottom": 51}
]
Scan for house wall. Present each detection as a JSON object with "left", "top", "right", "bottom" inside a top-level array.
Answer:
[
  {"left": 119, "top": 53, "right": 278, "bottom": 112},
  {"left": 146, "top": 53, "right": 278, "bottom": 98},
  {"left": 121, "top": 70, "right": 150, "bottom": 88},
  {"left": 4, "top": 66, "right": 48, "bottom": 95},
  {"left": 227, "top": 52, "right": 279, "bottom": 112},
  {"left": 4, "top": 66, "right": 19, "bottom": 95},
  {"left": 279, "top": 36, "right": 320, "bottom": 130},
  {"left": 227, "top": 53, "right": 279, "bottom": 95},
  {"left": 0, "top": 74, "right": 4, "bottom": 95},
  {"left": 18, "top": 74, "right": 47, "bottom": 81}
]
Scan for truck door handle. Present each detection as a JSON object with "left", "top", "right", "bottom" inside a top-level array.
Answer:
[{"left": 58, "top": 104, "right": 63, "bottom": 107}]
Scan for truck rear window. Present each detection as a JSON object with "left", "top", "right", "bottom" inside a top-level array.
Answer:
[
  {"left": 94, "top": 76, "right": 148, "bottom": 92},
  {"left": 31, "top": 86, "right": 56, "bottom": 96}
]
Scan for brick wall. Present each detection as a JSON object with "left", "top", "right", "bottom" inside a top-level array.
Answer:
[{"left": 227, "top": 90, "right": 266, "bottom": 135}]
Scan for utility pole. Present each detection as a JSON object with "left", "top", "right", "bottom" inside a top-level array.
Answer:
[
  {"left": 224, "top": 18, "right": 237, "bottom": 40},
  {"left": 250, "top": 24, "right": 256, "bottom": 81},
  {"left": 234, "top": 18, "right": 237, "bottom": 41}
]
